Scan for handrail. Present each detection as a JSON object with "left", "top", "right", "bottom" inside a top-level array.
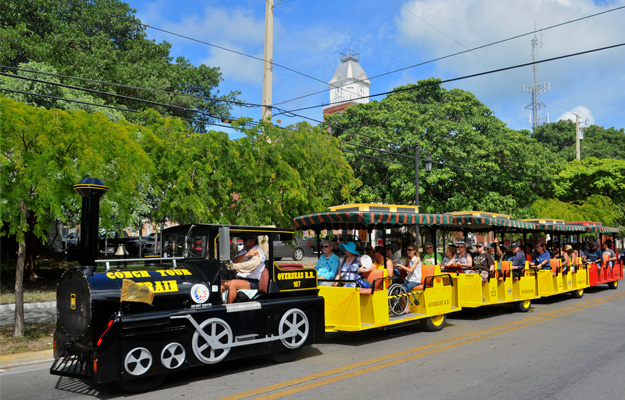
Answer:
[{"left": 95, "top": 257, "right": 185, "bottom": 271}]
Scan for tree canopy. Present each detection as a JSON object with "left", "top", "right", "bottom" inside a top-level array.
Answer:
[
  {"left": 324, "top": 79, "right": 556, "bottom": 218},
  {"left": 0, "top": 0, "right": 238, "bottom": 129}
]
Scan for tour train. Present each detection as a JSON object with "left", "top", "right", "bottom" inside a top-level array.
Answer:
[{"left": 51, "top": 181, "right": 621, "bottom": 392}]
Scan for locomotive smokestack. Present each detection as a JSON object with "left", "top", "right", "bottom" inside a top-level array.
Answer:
[{"left": 73, "top": 178, "right": 108, "bottom": 266}]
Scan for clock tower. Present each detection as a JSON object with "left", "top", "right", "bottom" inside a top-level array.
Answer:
[{"left": 323, "top": 50, "right": 371, "bottom": 119}]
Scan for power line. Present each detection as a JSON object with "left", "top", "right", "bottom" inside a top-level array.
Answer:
[
  {"left": 0, "top": 64, "right": 261, "bottom": 108},
  {"left": 0, "top": 71, "right": 257, "bottom": 125},
  {"left": 145, "top": 24, "right": 331, "bottom": 88},
  {"left": 279, "top": 42, "right": 625, "bottom": 114},
  {"left": 0, "top": 87, "right": 240, "bottom": 131},
  {"left": 274, "top": 5, "right": 625, "bottom": 106}
]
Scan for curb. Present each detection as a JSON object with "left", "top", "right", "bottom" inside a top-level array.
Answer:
[
  {"left": 0, "top": 350, "right": 53, "bottom": 369},
  {"left": 0, "top": 301, "right": 56, "bottom": 312}
]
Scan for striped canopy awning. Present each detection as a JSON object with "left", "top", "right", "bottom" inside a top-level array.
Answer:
[
  {"left": 451, "top": 215, "right": 536, "bottom": 232},
  {"left": 532, "top": 223, "right": 589, "bottom": 233},
  {"left": 586, "top": 226, "right": 620, "bottom": 234},
  {"left": 293, "top": 211, "right": 454, "bottom": 231},
  {"left": 293, "top": 208, "right": 620, "bottom": 234}
]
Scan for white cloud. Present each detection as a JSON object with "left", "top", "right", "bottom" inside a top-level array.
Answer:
[
  {"left": 393, "top": 0, "right": 625, "bottom": 129},
  {"left": 558, "top": 105, "right": 595, "bottom": 125}
]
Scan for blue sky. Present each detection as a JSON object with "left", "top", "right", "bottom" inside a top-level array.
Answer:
[{"left": 126, "top": 0, "right": 625, "bottom": 135}]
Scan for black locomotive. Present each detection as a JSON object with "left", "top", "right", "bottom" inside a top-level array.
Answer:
[{"left": 51, "top": 179, "right": 324, "bottom": 392}]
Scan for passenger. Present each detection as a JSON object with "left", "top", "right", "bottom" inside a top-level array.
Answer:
[
  {"left": 552, "top": 243, "right": 563, "bottom": 260},
  {"left": 585, "top": 241, "right": 603, "bottom": 265},
  {"left": 562, "top": 244, "right": 577, "bottom": 273},
  {"left": 450, "top": 241, "right": 473, "bottom": 269},
  {"left": 573, "top": 243, "right": 585, "bottom": 263},
  {"left": 422, "top": 242, "right": 443, "bottom": 265},
  {"left": 395, "top": 244, "right": 422, "bottom": 290},
  {"left": 372, "top": 246, "right": 394, "bottom": 278},
  {"left": 486, "top": 243, "right": 498, "bottom": 261},
  {"left": 442, "top": 244, "right": 458, "bottom": 270},
  {"left": 471, "top": 242, "right": 494, "bottom": 282},
  {"left": 530, "top": 242, "right": 552, "bottom": 274},
  {"left": 525, "top": 244, "right": 534, "bottom": 263},
  {"left": 510, "top": 242, "right": 526, "bottom": 280},
  {"left": 602, "top": 240, "right": 618, "bottom": 268},
  {"left": 364, "top": 244, "right": 374, "bottom": 259},
  {"left": 386, "top": 244, "right": 401, "bottom": 267},
  {"left": 335, "top": 241, "right": 361, "bottom": 287},
  {"left": 314, "top": 240, "right": 340, "bottom": 286},
  {"left": 222, "top": 233, "right": 266, "bottom": 304}
]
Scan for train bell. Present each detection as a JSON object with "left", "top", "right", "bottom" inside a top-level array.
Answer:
[{"left": 114, "top": 244, "right": 129, "bottom": 256}]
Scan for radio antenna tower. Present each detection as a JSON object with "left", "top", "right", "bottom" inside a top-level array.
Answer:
[{"left": 523, "top": 25, "right": 550, "bottom": 130}]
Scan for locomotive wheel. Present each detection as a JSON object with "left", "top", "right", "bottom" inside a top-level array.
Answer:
[
  {"left": 292, "top": 248, "right": 304, "bottom": 261},
  {"left": 118, "top": 374, "right": 167, "bottom": 393},
  {"left": 571, "top": 289, "right": 584, "bottom": 298},
  {"left": 422, "top": 314, "right": 446, "bottom": 332},
  {"left": 269, "top": 308, "right": 309, "bottom": 363},
  {"left": 513, "top": 300, "right": 531, "bottom": 312},
  {"left": 608, "top": 280, "right": 619, "bottom": 289},
  {"left": 161, "top": 342, "right": 186, "bottom": 370},
  {"left": 124, "top": 347, "right": 153, "bottom": 376},
  {"left": 192, "top": 318, "right": 233, "bottom": 364},
  {"left": 388, "top": 284, "right": 409, "bottom": 316}
]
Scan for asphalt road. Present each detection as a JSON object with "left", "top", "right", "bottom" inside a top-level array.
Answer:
[{"left": 2, "top": 285, "right": 625, "bottom": 400}]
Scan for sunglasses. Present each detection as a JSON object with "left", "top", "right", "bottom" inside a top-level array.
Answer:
[
  {"left": 321, "top": 245, "right": 331, "bottom": 248},
  {"left": 425, "top": 247, "right": 433, "bottom": 249},
  {"left": 458, "top": 246, "right": 465, "bottom": 248},
  {"left": 407, "top": 249, "right": 416, "bottom": 251}
]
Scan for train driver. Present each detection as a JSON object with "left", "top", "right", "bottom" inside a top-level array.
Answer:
[{"left": 221, "top": 233, "right": 266, "bottom": 304}]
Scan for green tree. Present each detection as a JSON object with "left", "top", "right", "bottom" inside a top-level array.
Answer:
[
  {"left": 532, "top": 121, "right": 625, "bottom": 162},
  {"left": 530, "top": 195, "right": 619, "bottom": 227},
  {"left": 141, "top": 116, "right": 359, "bottom": 227},
  {"left": 324, "top": 79, "right": 555, "bottom": 217},
  {"left": 0, "top": 0, "right": 238, "bottom": 129},
  {"left": 0, "top": 98, "right": 151, "bottom": 336},
  {"left": 0, "top": 61, "right": 125, "bottom": 121},
  {"left": 553, "top": 157, "right": 625, "bottom": 202}
]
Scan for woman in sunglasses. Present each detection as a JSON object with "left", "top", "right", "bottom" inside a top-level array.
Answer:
[
  {"left": 315, "top": 240, "right": 340, "bottom": 286},
  {"left": 396, "top": 245, "right": 422, "bottom": 290}
]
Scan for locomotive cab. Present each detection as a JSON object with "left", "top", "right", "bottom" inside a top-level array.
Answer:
[{"left": 51, "top": 180, "right": 324, "bottom": 392}]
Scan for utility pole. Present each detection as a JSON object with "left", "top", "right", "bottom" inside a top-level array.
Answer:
[
  {"left": 575, "top": 113, "right": 581, "bottom": 160},
  {"left": 262, "top": 0, "right": 274, "bottom": 121}
]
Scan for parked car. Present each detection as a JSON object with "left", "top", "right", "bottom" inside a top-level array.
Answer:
[
  {"left": 126, "top": 233, "right": 162, "bottom": 256},
  {"left": 273, "top": 234, "right": 314, "bottom": 261},
  {"left": 62, "top": 232, "right": 78, "bottom": 249}
]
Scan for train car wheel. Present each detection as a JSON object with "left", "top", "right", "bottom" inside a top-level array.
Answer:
[
  {"left": 608, "top": 280, "right": 618, "bottom": 290},
  {"left": 513, "top": 300, "right": 531, "bottom": 312},
  {"left": 571, "top": 289, "right": 584, "bottom": 298},
  {"left": 192, "top": 318, "right": 233, "bottom": 364},
  {"left": 388, "top": 284, "right": 409, "bottom": 316},
  {"left": 422, "top": 314, "right": 446, "bottom": 332},
  {"left": 269, "top": 308, "right": 309, "bottom": 363},
  {"left": 118, "top": 374, "right": 167, "bottom": 393}
]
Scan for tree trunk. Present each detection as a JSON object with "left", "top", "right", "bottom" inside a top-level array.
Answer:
[{"left": 14, "top": 199, "right": 27, "bottom": 337}]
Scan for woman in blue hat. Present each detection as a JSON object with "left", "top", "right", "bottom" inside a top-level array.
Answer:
[{"left": 335, "top": 241, "right": 361, "bottom": 287}]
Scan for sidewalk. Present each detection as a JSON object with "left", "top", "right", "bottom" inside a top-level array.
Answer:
[
  {"left": 0, "top": 301, "right": 56, "bottom": 326},
  {"left": 0, "top": 302, "right": 56, "bottom": 369}
]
